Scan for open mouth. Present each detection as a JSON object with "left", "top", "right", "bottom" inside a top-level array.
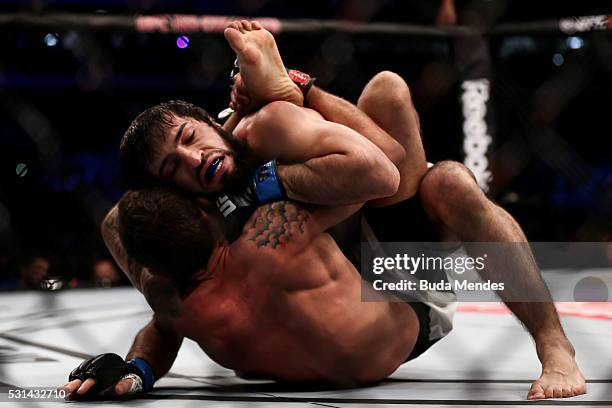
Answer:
[{"left": 204, "top": 156, "right": 224, "bottom": 183}]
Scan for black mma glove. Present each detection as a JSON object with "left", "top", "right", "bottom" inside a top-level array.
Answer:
[{"left": 68, "top": 353, "right": 154, "bottom": 398}]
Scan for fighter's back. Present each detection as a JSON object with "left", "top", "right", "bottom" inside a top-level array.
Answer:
[{"left": 174, "top": 200, "right": 420, "bottom": 385}]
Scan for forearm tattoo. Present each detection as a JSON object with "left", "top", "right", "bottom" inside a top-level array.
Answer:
[{"left": 245, "top": 201, "right": 311, "bottom": 249}]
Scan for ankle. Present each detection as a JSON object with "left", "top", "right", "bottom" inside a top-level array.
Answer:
[{"left": 535, "top": 333, "right": 575, "bottom": 357}]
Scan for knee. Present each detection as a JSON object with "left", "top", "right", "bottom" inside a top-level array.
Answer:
[
  {"left": 419, "top": 161, "right": 487, "bottom": 220},
  {"left": 358, "top": 71, "right": 413, "bottom": 111}
]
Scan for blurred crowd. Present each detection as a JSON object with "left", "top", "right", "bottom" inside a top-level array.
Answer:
[{"left": 0, "top": 250, "right": 127, "bottom": 291}]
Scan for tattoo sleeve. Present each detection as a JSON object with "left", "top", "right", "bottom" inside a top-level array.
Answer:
[{"left": 244, "top": 201, "right": 311, "bottom": 249}]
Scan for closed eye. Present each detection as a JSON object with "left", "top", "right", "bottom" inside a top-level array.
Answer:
[{"left": 184, "top": 130, "right": 195, "bottom": 145}]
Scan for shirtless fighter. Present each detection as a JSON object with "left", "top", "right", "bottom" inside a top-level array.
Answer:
[{"left": 64, "top": 21, "right": 585, "bottom": 400}]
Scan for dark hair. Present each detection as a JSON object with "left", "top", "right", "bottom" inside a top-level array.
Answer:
[
  {"left": 117, "top": 186, "right": 217, "bottom": 281},
  {"left": 119, "top": 100, "right": 217, "bottom": 188}
]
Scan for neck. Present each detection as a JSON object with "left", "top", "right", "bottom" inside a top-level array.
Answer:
[{"left": 191, "top": 242, "right": 226, "bottom": 283}]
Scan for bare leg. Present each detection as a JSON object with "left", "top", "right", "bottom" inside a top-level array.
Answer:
[
  {"left": 356, "top": 74, "right": 585, "bottom": 400},
  {"left": 357, "top": 71, "right": 427, "bottom": 206},
  {"left": 419, "top": 161, "right": 586, "bottom": 400}
]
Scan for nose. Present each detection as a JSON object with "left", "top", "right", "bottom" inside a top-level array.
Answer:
[{"left": 177, "top": 146, "right": 203, "bottom": 169}]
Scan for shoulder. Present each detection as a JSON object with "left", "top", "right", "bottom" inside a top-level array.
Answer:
[{"left": 236, "top": 201, "right": 315, "bottom": 252}]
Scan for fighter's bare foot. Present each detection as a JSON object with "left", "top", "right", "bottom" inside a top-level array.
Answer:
[
  {"left": 528, "top": 337, "right": 586, "bottom": 400},
  {"left": 224, "top": 20, "right": 303, "bottom": 110}
]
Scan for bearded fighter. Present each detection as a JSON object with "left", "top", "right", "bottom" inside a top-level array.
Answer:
[{"left": 63, "top": 20, "right": 585, "bottom": 401}]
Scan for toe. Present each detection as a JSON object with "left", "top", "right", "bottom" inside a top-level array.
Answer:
[
  {"left": 553, "top": 386, "right": 563, "bottom": 398},
  {"left": 252, "top": 20, "right": 262, "bottom": 30},
  {"left": 224, "top": 28, "right": 246, "bottom": 52},
  {"left": 528, "top": 383, "right": 545, "bottom": 400},
  {"left": 544, "top": 386, "right": 555, "bottom": 399},
  {"left": 233, "top": 20, "right": 245, "bottom": 33}
]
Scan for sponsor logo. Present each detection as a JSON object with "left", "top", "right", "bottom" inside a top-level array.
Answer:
[
  {"left": 216, "top": 195, "right": 237, "bottom": 217},
  {"left": 461, "top": 79, "right": 492, "bottom": 192}
]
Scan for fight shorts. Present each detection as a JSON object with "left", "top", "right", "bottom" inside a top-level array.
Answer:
[{"left": 362, "top": 193, "right": 458, "bottom": 362}]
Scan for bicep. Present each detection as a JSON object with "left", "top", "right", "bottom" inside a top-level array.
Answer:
[{"left": 250, "top": 101, "right": 369, "bottom": 163}]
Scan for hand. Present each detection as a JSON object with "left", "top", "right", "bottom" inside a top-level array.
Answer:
[
  {"left": 63, "top": 375, "right": 137, "bottom": 400},
  {"left": 63, "top": 353, "right": 146, "bottom": 400},
  {"left": 229, "top": 73, "right": 254, "bottom": 114}
]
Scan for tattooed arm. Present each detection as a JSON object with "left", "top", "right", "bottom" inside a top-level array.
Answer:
[{"left": 244, "top": 201, "right": 362, "bottom": 250}]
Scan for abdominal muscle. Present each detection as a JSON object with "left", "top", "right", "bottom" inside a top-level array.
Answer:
[{"left": 179, "top": 234, "right": 419, "bottom": 385}]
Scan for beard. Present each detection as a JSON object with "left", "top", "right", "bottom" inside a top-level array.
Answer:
[{"left": 213, "top": 123, "right": 259, "bottom": 192}]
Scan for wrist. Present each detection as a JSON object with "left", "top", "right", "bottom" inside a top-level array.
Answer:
[
  {"left": 303, "top": 84, "right": 321, "bottom": 108},
  {"left": 126, "top": 357, "right": 155, "bottom": 392},
  {"left": 253, "top": 160, "right": 286, "bottom": 204}
]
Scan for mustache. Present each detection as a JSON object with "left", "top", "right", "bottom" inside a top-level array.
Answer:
[
  {"left": 196, "top": 149, "right": 226, "bottom": 176},
  {"left": 204, "top": 122, "right": 259, "bottom": 191}
]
